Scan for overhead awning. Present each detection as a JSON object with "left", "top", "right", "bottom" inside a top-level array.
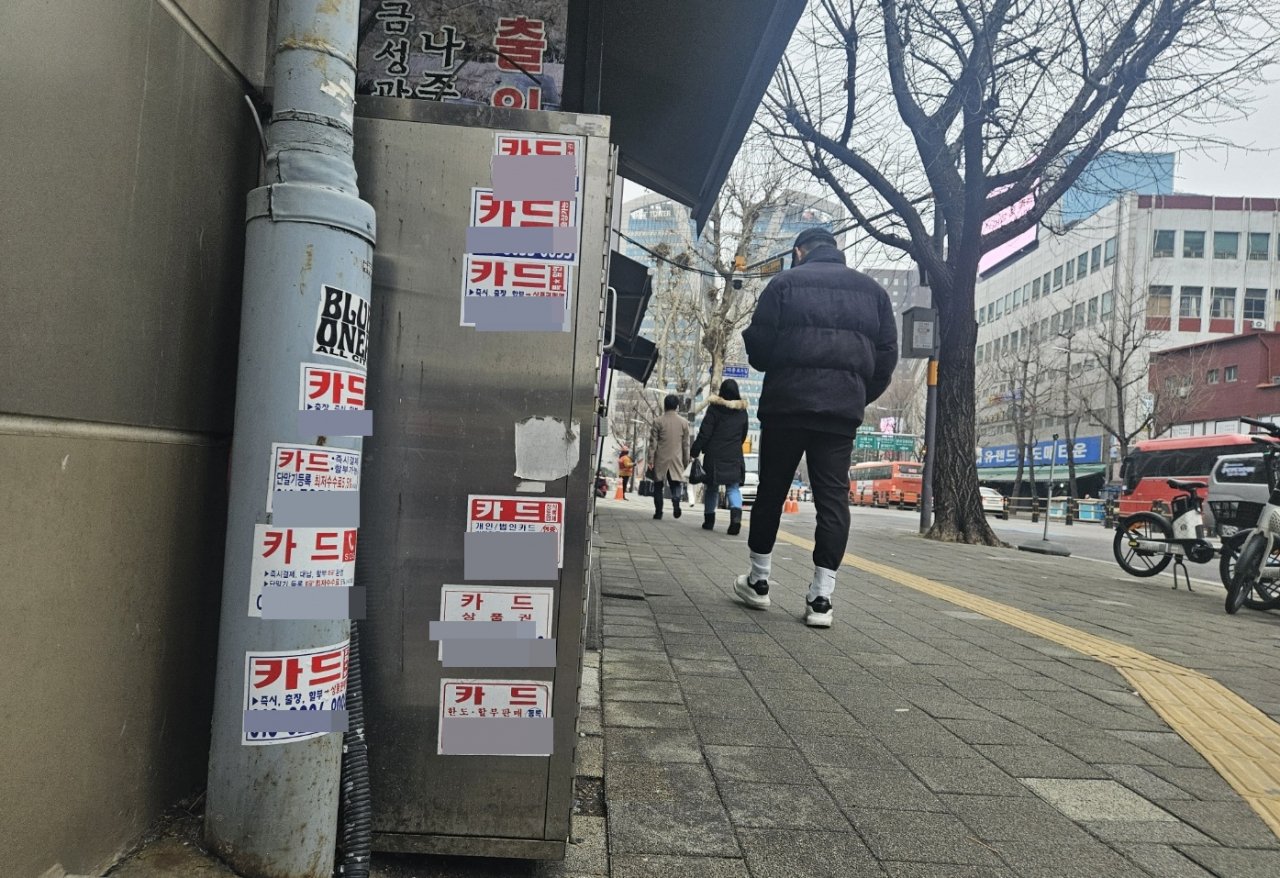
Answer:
[
  {"left": 609, "top": 335, "right": 658, "bottom": 385},
  {"left": 565, "top": 0, "right": 809, "bottom": 231},
  {"left": 606, "top": 251, "right": 653, "bottom": 345},
  {"left": 976, "top": 465, "right": 1107, "bottom": 482}
]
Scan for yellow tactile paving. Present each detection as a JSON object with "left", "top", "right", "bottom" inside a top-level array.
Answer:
[{"left": 774, "top": 529, "right": 1280, "bottom": 838}]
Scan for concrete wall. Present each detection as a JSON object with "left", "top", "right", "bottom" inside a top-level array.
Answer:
[{"left": 0, "top": 1, "right": 266, "bottom": 874}]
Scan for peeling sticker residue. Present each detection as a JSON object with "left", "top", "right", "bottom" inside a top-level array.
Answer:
[
  {"left": 321, "top": 77, "right": 355, "bottom": 128},
  {"left": 514, "top": 417, "right": 580, "bottom": 481}
]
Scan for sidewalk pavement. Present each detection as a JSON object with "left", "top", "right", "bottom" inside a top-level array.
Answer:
[
  {"left": 591, "top": 496, "right": 1280, "bottom": 878},
  {"left": 92, "top": 497, "right": 1280, "bottom": 878}
]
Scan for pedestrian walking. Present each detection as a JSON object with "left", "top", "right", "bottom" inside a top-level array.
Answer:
[
  {"left": 649, "top": 394, "right": 690, "bottom": 520},
  {"left": 733, "top": 227, "right": 898, "bottom": 627},
  {"left": 617, "top": 446, "right": 634, "bottom": 498},
  {"left": 690, "top": 379, "right": 749, "bottom": 534}
]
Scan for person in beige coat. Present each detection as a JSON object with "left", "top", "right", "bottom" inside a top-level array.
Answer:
[{"left": 648, "top": 394, "right": 690, "bottom": 519}]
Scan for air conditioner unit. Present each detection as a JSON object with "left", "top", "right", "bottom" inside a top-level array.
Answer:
[
  {"left": 1252, "top": 319, "right": 1267, "bottom": 330},
  {"left": 1272, "top": 376, "right": 1280, "bottom": 386}
]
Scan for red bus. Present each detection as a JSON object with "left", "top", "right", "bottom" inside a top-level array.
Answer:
[
  {"left": 1119, "top": 433, "right": 1257, "bottom": 516},
  {"left": 849, "top": 460, "right": 923, "bottom": 508}
]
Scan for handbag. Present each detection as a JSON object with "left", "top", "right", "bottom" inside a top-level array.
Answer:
[
  {"left": 688, "top": 458, "right": 706, "bottom": 485},
  {"left": 638, "top": 478, "right": 653, "bottom": 497}
]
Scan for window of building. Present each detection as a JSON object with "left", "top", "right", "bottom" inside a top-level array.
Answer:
[
  {"left": 1004, "top": 293, "right": 1013, "bottom": 314},
  {"left": 1214, "top": 231, "right": 1240, "bottom": 260},
  {"left": 995, "top": 298, "right": 1003, "bottom": 318},
  {"left": 1206, "top": 369, "right": 1219, "bottom": 384},
  {"left": 1101, "top": 291, "right": 1114, "bottom": 320},
  {"left": 1043, "top": 272, "right": 1052, "bottom": 294},
  {"left": 985, "top": 342, "right": 993, "bottom": 361},
  {"left": 1032, "top": 277, "right": 1041, "bottom": 299},
  {"left": 1245, "top": 288, "right": 1267, "bottom": 322},
  {"left": 1053, "top": 266, "right": 1064, "bottom": 289},
  {"left": 1225, "top": 365, "right": 1239, "bottom": 382},
  {"left": 976, "top": 345, "right": 984, "bottom": 364},
  {"left": 1077, "top": 253, "right": 1089, "bottom": 277},
  {"left": 1184, "top": 230, "right": 1205, "bottom": 258},
  {"left": 1179, "top": 287, "right": 1202, "bottom": 318},
  {"left": 987, "top": 302, "right": 996, "bottom": 323},
  {"left": 1012, "top": 331, "right": 1020, "bottom": 352},
  {"left": 1050, "top": 312, "right": 1061, "bottom": 334},
  {"left": 1040, "top": 317, "right": 1049, "bottom": 337},
  {"left": 1148, "top": 285, "right": 1172, "bottom": 318},
  {"left": 1065, "top": 260, "right": 1075, "bottom": 284},
  {"left": 1091, "top": 245, "right": 1102, "bottom": 272},
  {"left": 1088, "top": 297, "right": 1099, "bottom": 325},
  {"left": 1153, "top": 229, "right": 1176, "bottom": 258},
  {"left": 1013, "top": 288, "right": 1022, "bottom": 310},
  {"left": 1023, "top": 282, "right": 1031, "bottom": 303},
  {"left": 1249, "top": 232, "right": 1270, "bottom": 261},
  {"left": 1104, "top": 237, "right": 1117, "bottom": 266},
  {"left": 976, "top": 308, "right": 984, "bottom": 326},
  {"left": 1211, "top": 287, "right": 1237, "bottom": 319},
  {"left": 1074, "top": 302, "right": 1086, "bottom": 329}
]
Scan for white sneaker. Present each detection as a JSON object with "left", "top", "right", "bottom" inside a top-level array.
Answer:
[
  {"left": 734, "top": 574, "right": 771, "bottom": 609},
  {"left": 804, "top": 596, "right": 833, "bottom": 628}
]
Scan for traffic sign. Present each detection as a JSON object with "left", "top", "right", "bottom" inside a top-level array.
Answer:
[
  {"left": 855, "top": 433, "right": 918, "bottom": 452},
  {"left": 723, "top": 365, "right": 750, "bottom": 379}
]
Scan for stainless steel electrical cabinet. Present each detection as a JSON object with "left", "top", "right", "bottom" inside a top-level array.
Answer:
[{"left": 352, "top": 98, "right": 611, "bottom": 858}]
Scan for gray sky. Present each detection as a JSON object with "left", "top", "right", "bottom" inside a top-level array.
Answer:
[{"left": 1176, "top": 78, "right": 1280, "bottom": 195}]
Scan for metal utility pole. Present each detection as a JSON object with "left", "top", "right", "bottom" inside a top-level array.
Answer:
[
  {"left": 1019, "top": 433, "right": 1070, "bottom": 556},
  {"left": 919, "top": 357, "right": 938, "bottom": 534},
  {"left": 205, "top": 1, "right": 375, "bottom": 875}
]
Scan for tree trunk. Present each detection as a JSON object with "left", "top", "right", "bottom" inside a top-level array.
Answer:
[
  {"left": 927, "top": 272, "right": 1000, "bottom": 545},
  {"left": 1012, "top": 422, "right": 1026, "bottom": 505}
]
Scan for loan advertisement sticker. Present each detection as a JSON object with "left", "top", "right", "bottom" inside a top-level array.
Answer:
[
  {"left": 247, "top": 525, "right": 358, "bottom": 617},
  {"left": 469, "top": 187, "right": 579, "bottom": 264},
  {"left": 438, "top": 585, "right": 555, "bottom": 658},
  {"left": 467, "top": 495, "right": 564, "bottom": 567},
  {"left": 243, "top": 640, "right": 349, "bottom": 745},
  {"left": 299, "top": 363, "right": 367, "bottom": 411},
  {"left": 437, "top": 679, "right": 551, "bottom": 753},
  {"left": 266, "top": 443, "right": 361, "bottom": 512}
]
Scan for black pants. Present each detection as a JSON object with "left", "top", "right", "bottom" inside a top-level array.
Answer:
[
  {"left": 622, "top": 474, "right": 632, "bottom": 492},
  {"left": 652, "top": 476, "right": 684, "bottom": 515},
  {"left": 748, "top": 427, "right": 853, "bottom": 571}
]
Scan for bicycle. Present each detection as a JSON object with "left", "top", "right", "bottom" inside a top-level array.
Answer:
[
  {"left": 1113, "top": 479, "right": 1225, "bottom": 591},
  {"left": 1225, "top": 417, "right": 1280, "bottom": 614}
]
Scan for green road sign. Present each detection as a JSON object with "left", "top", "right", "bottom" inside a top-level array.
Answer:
[{"left": 854, "top": 433, "right": 918, "bottom": 452}]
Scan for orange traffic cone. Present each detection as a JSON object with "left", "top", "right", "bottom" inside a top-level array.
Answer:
[
  {"left": 783, "top": 491, "right": 798, "bottom": 514},
  {"left": 614, "top": 478, "right": 625, "bottom": 500}
]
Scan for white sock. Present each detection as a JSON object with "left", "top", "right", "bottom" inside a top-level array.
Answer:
[
  {"left": 749, "top": 552, "right": 771, "bottom": 584},
  {"left": 808, "top": 567, "right": 837, "bottom": 602}
]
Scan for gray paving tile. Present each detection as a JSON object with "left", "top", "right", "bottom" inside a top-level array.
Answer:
[
  {"left": 1019, "top": 778, "right": 1179, "bottom": 822},
  {"left": 1109, "top": 844, "right": 1217, "bottom": 878},
  {"left": 992, "top": 836, "right": 1153, "bottom": 877},
  {"left": 1079, "top": 819, "right": 1213, "bottom": 844},
  {"left": 610, "top": 855, "right": 750, "bottom": 878},
  {"left": 602, "top": 660, "right": 677, "bottom": 682},
  {"left": 772, "top": 709, "right": 869, "bottom": 738},
  {"left": 881, "top": 864, "right": 1017, "bottom": 878},
  {"left": 670, "top": 657, "right": 741, "bottom": 677},
  {"left": 604, "top": 701, "right": 692, "bottom": 729},
  {"left": 1100, "top": 763, "right": 1195, "bottom": 802},
  {"left": 817, "top": 766, "right": 946, "bottom": 812},
  {"left": 703, "top": 745, "right": 817, "bottom": 785},
  {"left": 1161, "top": 799, "right": 1280, "bottom": 849},
  {"left": 606, "top": 727, "right": 704, "bottom": 763},
  {"left": 939, "top": 718, "right": 1050, "bottom": 746},
  {"left": 737, "top": 829, "right": 884, "bottom": 878},
  {"left": 1145, "top": 765, "right": 1248, "bottom": 801},
  {"left": 938, "top": 793, "right": 1092, "bottom": 843},
  {"left": 976, "top": 744, "right": 1108, "bottom": 778},
  {"left": 843, "top": 807, "right": 1006, "bottom": 866},
  {"left": 606, "top": 762, "right": 738, "bottom": 857},
  {"left": 690, "top": 715, "right": 788, "bottom": 746},
  {"left": 718, "top": 780, "right": 851, "bottom": 830},
  {"left": 794, "top": 736, "right": 905, "bottom": 770},
  {"left": 902, "top": 756, "right": 1030, "bottom": 797},
  {"left": 1178, "top": 847, "right": 1280, "bottom": 877}
]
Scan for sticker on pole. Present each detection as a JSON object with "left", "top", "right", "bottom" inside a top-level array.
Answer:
[
  {"left": 267, "top": 443, "right": 361, "bottom": 512},
  {"left": 243, "top": 640, "right": 349, "bottom": 745},
  {"left": 300, "top": 363, "right": 366, "bottom": 411},
  {"left": 438, "top": 679, "right": 551, "bottom": 755},
  {"left": 313, "top": 285, "right": 370, "bottom": 368},
  {"left": 467, "top": 495, "right": 564, "bottom": 567},
  {"left": 247, "top": 525, "right": 358, "bottom": 617},
  {"left": 438, "top": 585, "right": 554, "bottom": 658}
]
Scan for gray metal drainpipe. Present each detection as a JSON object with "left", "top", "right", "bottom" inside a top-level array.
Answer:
[{"left": 204, "top": 1, "right": 375, "bottom": 875}]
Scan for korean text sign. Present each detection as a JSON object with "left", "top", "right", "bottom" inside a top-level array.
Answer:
[
  {"left": 438, "top": 585, "right": 554, "bottom": 658},
  {"left": 437, "top": 679, "right": 552, "bottom": 753},
  {"left": 467, "top": 495, "right": 564, "bottom": 567},
  {"left": 243, "top": 640, "right": 349, "bottom": 745},
  {"left": 267, "top": 443, "right": 361, "bottom": 511},
  {"left": 247, "top": 525, "right": 358, "bottom": 617}
]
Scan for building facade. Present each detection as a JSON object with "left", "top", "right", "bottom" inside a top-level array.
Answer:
[
  {"left": 974, "top": 192, "right": 1280, "bottom": 486},
  {"left": 1151, "top": 332, "right": 1280, "bottom": 436}
]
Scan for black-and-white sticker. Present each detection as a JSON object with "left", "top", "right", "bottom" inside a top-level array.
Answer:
[{"left": 313, "top": 285, "right": 370, "bottom": 368}]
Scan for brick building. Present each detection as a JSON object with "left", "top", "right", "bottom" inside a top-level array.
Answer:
[{"left": 1150, "top": 332, "right": 1280, "bottom": 436}]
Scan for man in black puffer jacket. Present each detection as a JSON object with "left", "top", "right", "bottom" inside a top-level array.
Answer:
[{"left": 733, "top": 227, "right": 898, "bottom": 627}]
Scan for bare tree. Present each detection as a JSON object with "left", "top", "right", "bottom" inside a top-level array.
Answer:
[{"left": 763, "top": 0, "right": 1278, "bottom": 543}]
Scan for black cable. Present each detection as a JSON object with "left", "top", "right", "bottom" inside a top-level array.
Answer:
[{"left": 338, "top": 621, "right": 371, "bottom": 878}]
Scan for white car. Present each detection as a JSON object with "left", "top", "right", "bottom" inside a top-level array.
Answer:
[
  {"left": 740, "top": 454, "right": 759, "bottom": 506},
  {"left": 980, "top": 486, "right": 1008, "bottom": 519}
]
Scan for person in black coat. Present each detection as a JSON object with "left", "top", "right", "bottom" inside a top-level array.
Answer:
[
  {"left": 691, "top": 379, "right": 750, "bottom": 534},
  {"left": 731, "top": 226, "right": 898, "bottom": 628}
]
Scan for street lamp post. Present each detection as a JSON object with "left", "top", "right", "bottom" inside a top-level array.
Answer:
[{"left": 1019, "top": 433, "right": 1070, "bottom": 557}]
